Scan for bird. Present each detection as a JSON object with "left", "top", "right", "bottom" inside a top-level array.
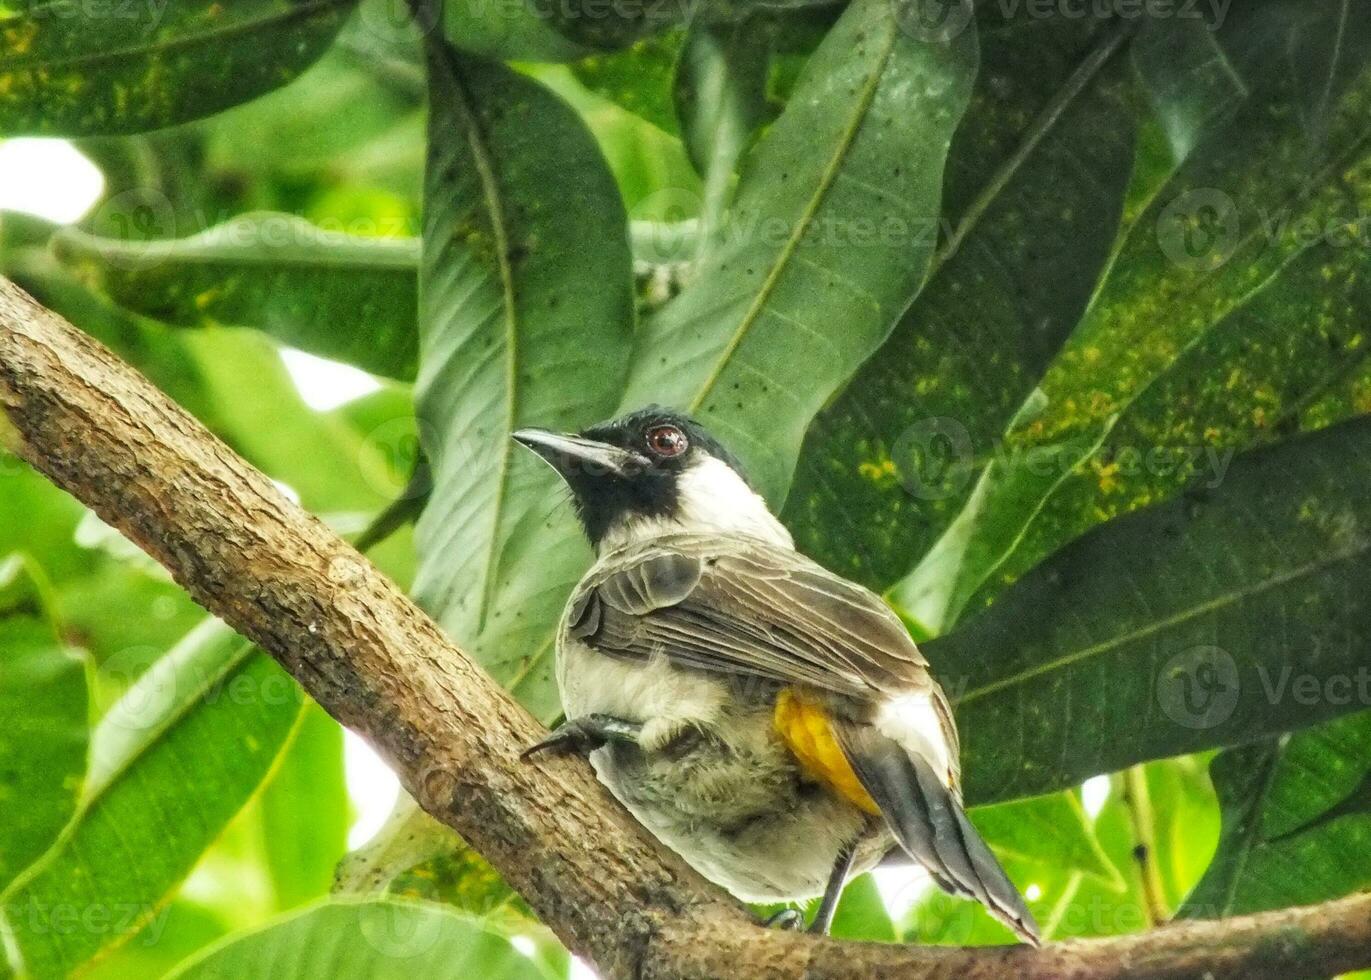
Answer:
[{"left": 512, "top": 405, "right": 1040, "bottom": 942}]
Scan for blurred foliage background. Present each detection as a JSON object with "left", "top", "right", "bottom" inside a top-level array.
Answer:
[{"left": 1, "top": 0, "right": 1371, "bottom": 976}]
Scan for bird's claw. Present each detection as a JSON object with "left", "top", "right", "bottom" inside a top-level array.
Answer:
[
  {"left": 520, "top": 714, "right": 642, "bottom": 760},
  {"left": 762, "top": 908, "right": 805, "bottom": 931}
]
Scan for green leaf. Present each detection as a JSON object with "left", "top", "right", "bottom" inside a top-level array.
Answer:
[
  {"left": 971, "top": 791, "right": 1121, "bottom": 889},
  {"left": 0, "top": 621, "right": 305, "bottom": 978},
  {"left": 259, "top": 705, "right": 349, "bottom": 910},
  {"left": 828, "top": 873, "right": 894, "bottom": 942},
  {"left": 164, "top": 899, "right": 553, "bottom": 980},
  {"left": 1181, "top": 711, "right": 1371, "bottom": 918},
  {"left": 618, "top": 0, "right": 978, "bottom": 503},
  {"left": 177, "top": 328, "right": 398, "bottom": 515},
  {"left": 1131, "top": 6, "right": 1252, "bottom": 162},
  {"left": 926, "top": 416, "right": 1371, "bottom": 806},
  {"left": 0, "top": 0, "right": 356, "bottom": 136},
  {"left": 781, "top": 9, "right": 1133, "bottom": 585},
  {"left": 197, "top": 3, "right": 427, "bottom": 204},
  {"left": 412, "top": 43, "right": 635, "bottom": 720},
  {"left": 572, "top": 32, "right": 684, "bottom": 134},
  {"left": 53, "top": 214, "right": 419, "bottom": 381},
  {"left": 0, "top": 557, "right": 88, "bottom": 893},
  {"left": 442, "top": 0, "right": 588, "bottom": 62},
  {"left": 894, "top": 27, "right": 1371, "bottom": 628},
  {"left": 673, "top": 17, "right": 773, "bottom": 258}
]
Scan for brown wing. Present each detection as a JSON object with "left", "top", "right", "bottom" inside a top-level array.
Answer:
[{"left": 565, "top": 532, "right": 934, "bottom": 701}]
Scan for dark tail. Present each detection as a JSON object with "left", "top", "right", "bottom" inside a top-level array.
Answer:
[{"left": 838, "top": 722, "right": 1041, "bottom": 946}]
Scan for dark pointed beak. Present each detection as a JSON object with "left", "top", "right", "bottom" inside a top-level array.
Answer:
[{"left": 512, "top": 428, "right": 648, "bottom": 479}]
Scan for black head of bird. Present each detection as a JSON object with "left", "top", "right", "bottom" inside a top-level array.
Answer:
[{"left": 513, "top": 405, "right": 788, "bottom": 552}]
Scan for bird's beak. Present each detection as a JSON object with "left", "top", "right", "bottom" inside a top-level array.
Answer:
[{"left": 512, "top": 428, "right": 648, "bottom": 479}]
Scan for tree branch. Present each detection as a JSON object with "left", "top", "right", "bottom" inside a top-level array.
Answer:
[{"left": 1, "top": 275, "right": 1367, "bottom": 979}]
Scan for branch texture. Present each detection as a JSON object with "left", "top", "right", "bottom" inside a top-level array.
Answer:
[{"left": 1, "top": 276, "right": 1367, "bottom": 979}]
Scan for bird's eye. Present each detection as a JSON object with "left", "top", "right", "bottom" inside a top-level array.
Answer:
[{"left": 645, "top": 424, "right": 688, "bottom": 458}]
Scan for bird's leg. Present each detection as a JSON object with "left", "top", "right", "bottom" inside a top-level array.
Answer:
[
  {"left": 808, "top": 840, "right": 857, "bottom": 935},
  {"left": 520, "top": 714, "right": 642, "bottom": 760}
]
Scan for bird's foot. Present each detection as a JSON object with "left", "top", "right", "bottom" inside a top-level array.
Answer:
[
  {"left": 762, "top": 908, "right": 805, "bottom": 931},
  {"left": 520, "top": 714, "right": 642, "bottom": 760}
]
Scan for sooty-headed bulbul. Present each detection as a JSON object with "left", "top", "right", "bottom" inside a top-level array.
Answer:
[{"left": 513, "top": 406, "right": 1039, "bottom": 942}]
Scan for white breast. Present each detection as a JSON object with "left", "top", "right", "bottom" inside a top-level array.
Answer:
[{"left": 557, "top": 635, "right": 728, "bottom": 732}]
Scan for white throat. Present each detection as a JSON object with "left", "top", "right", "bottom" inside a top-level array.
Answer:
[{"left": 598, "top": 455, "right": 793, "bottom": 553}]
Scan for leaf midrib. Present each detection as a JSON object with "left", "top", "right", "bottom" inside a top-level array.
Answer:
[
  {"left": 686, "top": 10, "right": 900, "bottom": 414},
  {"left": 955, "top": 537, "right": 1371, "bottom": 707},
  {"left": 438, "top": 50, "right": 520, "bottom": 632}
]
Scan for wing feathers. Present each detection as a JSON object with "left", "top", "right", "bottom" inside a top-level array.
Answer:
[
  {"left": 572, "top": 534, "right": 930, "bottom": 699},
  {"left": 837, "top": 722, "right": 1041, "bottom": 946}
]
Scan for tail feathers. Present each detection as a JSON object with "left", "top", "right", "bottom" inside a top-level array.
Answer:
[{"left": 838, "top": 724, "right": 1041, "bottom": 946}]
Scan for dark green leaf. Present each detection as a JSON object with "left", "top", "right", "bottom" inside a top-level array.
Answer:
[
  {"left": 573, "top": 32, "right": 684, "bottom": 134},
  {"left": 0, "top": 622, "right": 304, "bottom": 978},
  {"left": 412, "top": 43, "right": 635, "bottom": 720},
  {"left": 53, "top": 214, "right": 419, "bottom": 380},
  {"left": 927, "top": 416, "right": 1371, "bottom": 806},
  {"left": 619, "top": 0, "right": 978, "bottom": 502},
  {"left": 894, "top": 33, "right": 1371, "bottom": 628},
  {"left": 442, "top": 0, "right": 584, "bottom": 61},
  {"left": 1181, "top": 711, "right": 1371, "bottom": 918},
  {"left": 782, "top": 11, "right": 1133, "bottom": 591},
  {"left": 164, "top": 899, "right": 554, "bottom": 980},
  {"left": 0, "top": 557, "right": 87, "bottom": 893},
  {"left": 0, "top": 0, "right": 356, "bottom": 136}
]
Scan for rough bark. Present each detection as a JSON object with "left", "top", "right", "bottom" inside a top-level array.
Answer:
[{"left": 1, "top": 275, "right": 1368, "bottom": 980}]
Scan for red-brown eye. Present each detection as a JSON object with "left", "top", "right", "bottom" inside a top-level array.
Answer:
[{"left": 646, "top": 424, "right": 688, "bottom": 458}]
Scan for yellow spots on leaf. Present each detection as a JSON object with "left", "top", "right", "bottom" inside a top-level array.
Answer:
[
  {"left": 3, "top": 19, "right": 38, "bottom": 56},
  {"left": 194, "top": 286, "right": 222, "bottom": 311},
  {"left": 857, "top": 456, "right": 897, "bottom": 486},
  {"left": 1091, "top": 458, "right": 1121, "bottom": 495},
  {"left": 1083, "top": 346, "right": 1101, "bottom": 365}
]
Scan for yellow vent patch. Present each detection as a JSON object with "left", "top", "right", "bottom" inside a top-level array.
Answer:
[{"left": 774, "top": 689, "right": 879, "bottom": 814}]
